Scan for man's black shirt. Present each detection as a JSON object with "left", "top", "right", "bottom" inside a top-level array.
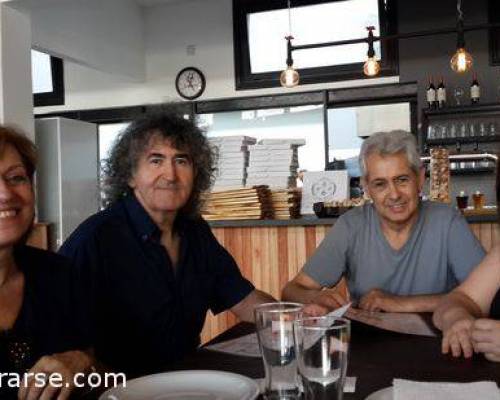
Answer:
[{"left": 59, "top": 195, "right": 254, "bottom": 377}]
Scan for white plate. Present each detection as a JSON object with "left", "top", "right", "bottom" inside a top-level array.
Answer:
[
  {"left": 100, "top": 370, "right": 260, "bottom": 400},
  {"left": 365, "top": 386, "right": 393, "bottom": 400}
]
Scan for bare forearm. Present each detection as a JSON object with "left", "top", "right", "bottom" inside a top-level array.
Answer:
[
  {"left": 281, "top": 282, "right": 322, "bottom": 304},
  {"left": 396, "top": 294, "right": 445, "bottom": 312},
  {"left": 433, "top": 292, "right": 483, "bottom": 330},
  {"left": 230, "top": 289, "right": 276, "bottom": 322},
  {"left": 359, "top": 289, "right": 447, "bottom": 313}
]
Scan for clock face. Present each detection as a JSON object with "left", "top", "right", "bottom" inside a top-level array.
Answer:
[{"left": 175, "top": 67, "right": 206, "bottom": 100}]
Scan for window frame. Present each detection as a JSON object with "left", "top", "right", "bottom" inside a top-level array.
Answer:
[
  {"left": 33, "top": 55, "right": 65, "bottom": 107},
  {"left": 233, "top": 0, "right": 399, "bottom": 90},
  {"left": 489, "top": 0, "right": 500, "bottom": 66}
]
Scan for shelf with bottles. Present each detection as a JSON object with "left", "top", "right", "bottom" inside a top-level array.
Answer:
[
  {"left": 425, "top": 73, "right": 481, "bottom": 112},
  {"left": 426, "top": 135, "right": 500, "bottom": 146},
  {"left": 421, "top": 152, "right": 497, "bottom": 176},
  {"left": 422, "top": 102, "right": 500, "bottom": 151}
]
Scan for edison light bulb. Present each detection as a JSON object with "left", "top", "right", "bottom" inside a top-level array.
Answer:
[
  {"left": 280, "top": 66, "right": 299, "bottom": 88},
  {"left": 450, "top": 48, "right": 473, "bottom": 73},
  {"left": 363, "top": 57, "right": 380, "bottom": 77}
]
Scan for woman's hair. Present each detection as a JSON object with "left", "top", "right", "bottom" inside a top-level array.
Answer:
[
  {"left": 0, "top": 125, "right": 37, "bottom": 180},
  {"left": 359, "top": 130, "right": 421, "bottom": 178},
  {"left": 101, "top": 106, "right": 215, "bottom": 217}
]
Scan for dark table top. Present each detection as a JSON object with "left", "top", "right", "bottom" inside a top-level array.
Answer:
[{"left": 172, "top": 319, "right": 500, "bottom": 400}]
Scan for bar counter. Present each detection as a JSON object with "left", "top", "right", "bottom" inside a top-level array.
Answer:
[{"left": 200, "top": 214, "right": 499, "bottom": 343}]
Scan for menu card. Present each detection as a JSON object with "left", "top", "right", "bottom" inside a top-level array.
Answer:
[{"left": 346, "top": 308, "right": 438, "bottom": 337}]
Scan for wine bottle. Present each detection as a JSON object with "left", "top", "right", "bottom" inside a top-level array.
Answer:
[
  {"left": 437, "top": 76, "right": 446, "bottom": 109},
  {"left": 471, "top": 73, "right": 480, "bottom": 104},
  {"left": 426, "top": 76, "right": 436, "bottom": 109}
]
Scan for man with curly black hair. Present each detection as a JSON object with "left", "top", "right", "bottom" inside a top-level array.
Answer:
[{"left": 60, "top": 107, "right": 274, "bottom": 377}]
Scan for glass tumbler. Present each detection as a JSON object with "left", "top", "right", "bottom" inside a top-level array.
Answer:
[
  {"left": 294, "top": 316, "right": 351, "bottom": 400},
  {"left": 255, "top": 302, "right": 303, "bottom": 400}
]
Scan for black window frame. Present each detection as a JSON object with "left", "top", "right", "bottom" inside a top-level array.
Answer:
[
  {"left": 489, "top": 0, "right": 500, "bottom": 66},
  {"left": 233, "top": 0, "right": 399, "bottom": 90},
  {"left": 33, "top": 55, "right": 65, "bottom": 107}
]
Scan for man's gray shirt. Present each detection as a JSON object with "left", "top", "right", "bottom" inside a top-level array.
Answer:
[{"left": 302, "top": 201, "right": 485, "bottom": 301}]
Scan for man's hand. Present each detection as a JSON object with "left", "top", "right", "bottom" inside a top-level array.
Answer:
[
  {"left": 471, "top": 319, "right": 500, "bottom": 362},
  {"left": 302, "top": 303, "right": 329, "bottom": 317},
  {"left": 441, "top": 317, "right": 474, "bottom": 358},
  {"left": 359, "top": 289, "right": 407, "bottom": 312},
  {"left": 310, "top": 288, "right": 349, "bottom": 312},
  {"left": 18, "top": 350, "right": 93, "bottom": 400}
]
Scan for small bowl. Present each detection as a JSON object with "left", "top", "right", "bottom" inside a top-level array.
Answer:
[{"left": 313, "top": 202, "right": 341, "bottom": 218}]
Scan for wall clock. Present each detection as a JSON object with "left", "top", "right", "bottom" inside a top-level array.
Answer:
[{"left": 175, "top": 67, "right": 206, "bottom": 100}]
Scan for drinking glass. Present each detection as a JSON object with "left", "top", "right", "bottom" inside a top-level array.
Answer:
[
  {"left": 427, "top": 124, "right": 436, "bottom": 140},
  {"left": 255, "top": 302, "right": 303, "bottom": 400},
  {"left": 454, "top": 87, "right": 465, "bottom": 106},
  {"left": 479, "top": 122, "right": 487, "bottom": 136},
  {"left": 472, "top": 191, "right": 485, "bottom": 209},
  {"left": 448, "top": 121, "right": 457, "bottom": 138},
  {"left": 468, "top": 121, "right": 477, "bottom": 137},
  {"left": 294, "top": 316, "right": 350, "bottom": 400}
]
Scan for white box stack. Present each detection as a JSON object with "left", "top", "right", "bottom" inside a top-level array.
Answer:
[
  {"left": 209, "top": 136, "right": 256, "bottom": 189},
  {"left": 246, "top": 139, "right": 305, "bottom": 189}
]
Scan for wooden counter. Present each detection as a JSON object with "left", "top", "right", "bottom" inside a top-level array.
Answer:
[{"left": 200, "top": 217, "right": 499, "bottom": 343}]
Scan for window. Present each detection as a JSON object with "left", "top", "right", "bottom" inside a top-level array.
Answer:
[
  {"left": 489, "top": 0, "right": 500, "bottom": 65},
  {"left": 98, "top": 123, "right": 130, "bottom": 165},
  {"left": 327, "top": 102, "right": 412, "bottom": 176},
  {"left": 32, "top": 50, "right": 65, "bottom": 107},
  {"left": 200, "top": 105, "right": 325, "bottom": 172},
  {"left": 233, "top": 0, "right": 398, "bottom": 89}
]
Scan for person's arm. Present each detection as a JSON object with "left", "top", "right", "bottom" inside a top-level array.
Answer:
[
  {"left": 359, "top": 289, "right": 444, "bottom": 312},
  {"left": 282, "top": 272, "right": 349, "bottom": 310},
  {"left": 230, "top": 289, "right": 276, "bottom": 322},
  {"left": 432, "top": 244, "right": 500, "bottom": 359},
  {"left": 202, "top": 221, "right": 274, "bottom": 321},
  {"left": 281, "top": 217, "right": 351, "bottom": 310},
  {"left": 434, "top": 244, "right": 500, "bottom": 328},
  {"left": 433, "top": 291, "right": 482, "bottom": 331}
]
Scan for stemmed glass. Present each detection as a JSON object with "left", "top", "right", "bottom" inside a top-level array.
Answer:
[{"left": 454, "top": 87, "right": 465, "bottom": 106}]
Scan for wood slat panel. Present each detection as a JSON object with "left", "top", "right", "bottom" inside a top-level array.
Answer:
[{"left": 201, "top": 221, "right": 499, "bottom": 343}]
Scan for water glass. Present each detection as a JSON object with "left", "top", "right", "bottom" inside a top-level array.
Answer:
[
  {"left": 458, "top": 121, "right": 467, "bottom": 138},
  {"left": 454, "top": 87, "right": 465, "bottom": 106},
  {"left": 479, "top": 122, "right": 487, "bottom": 136},
  {"left": 427, "top": 124, "right": 435, "bottom": 140},
  {"left": 468, "top": 121, "right": 477, "bottom": 137},
  {"left": 294, "top": 316, "right": 351, "bottom": 400},
  {"left": 448, "top": 122, "right": 457, "bottom": 138},
  {"left": 489, "top": 122, "right": 497, "bottom": 136},
  {"left": 255, "top": 302, "right": 303, "bottom": 400}
]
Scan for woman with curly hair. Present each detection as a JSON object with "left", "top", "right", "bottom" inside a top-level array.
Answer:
[
  {"left": 433, "top": 159, "right": 500, "bottom": 362},
  {"left": 59, "top": 107, "right": 274, "bottom": 377}
]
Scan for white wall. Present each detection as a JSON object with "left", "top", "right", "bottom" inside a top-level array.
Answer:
[
  {"left": 0, "top": 4, "right": 33, "bottom": 138},
  {"left": 34, "top": 0, "right": 397, "bottom": 114},
  {"left": 17, "top": 0, "right": 145, "bottom": 81}
]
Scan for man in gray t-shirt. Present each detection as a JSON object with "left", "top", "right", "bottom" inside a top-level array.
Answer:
[{"left": 282, "top": 131, "right": 485, "bottom": 313}]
